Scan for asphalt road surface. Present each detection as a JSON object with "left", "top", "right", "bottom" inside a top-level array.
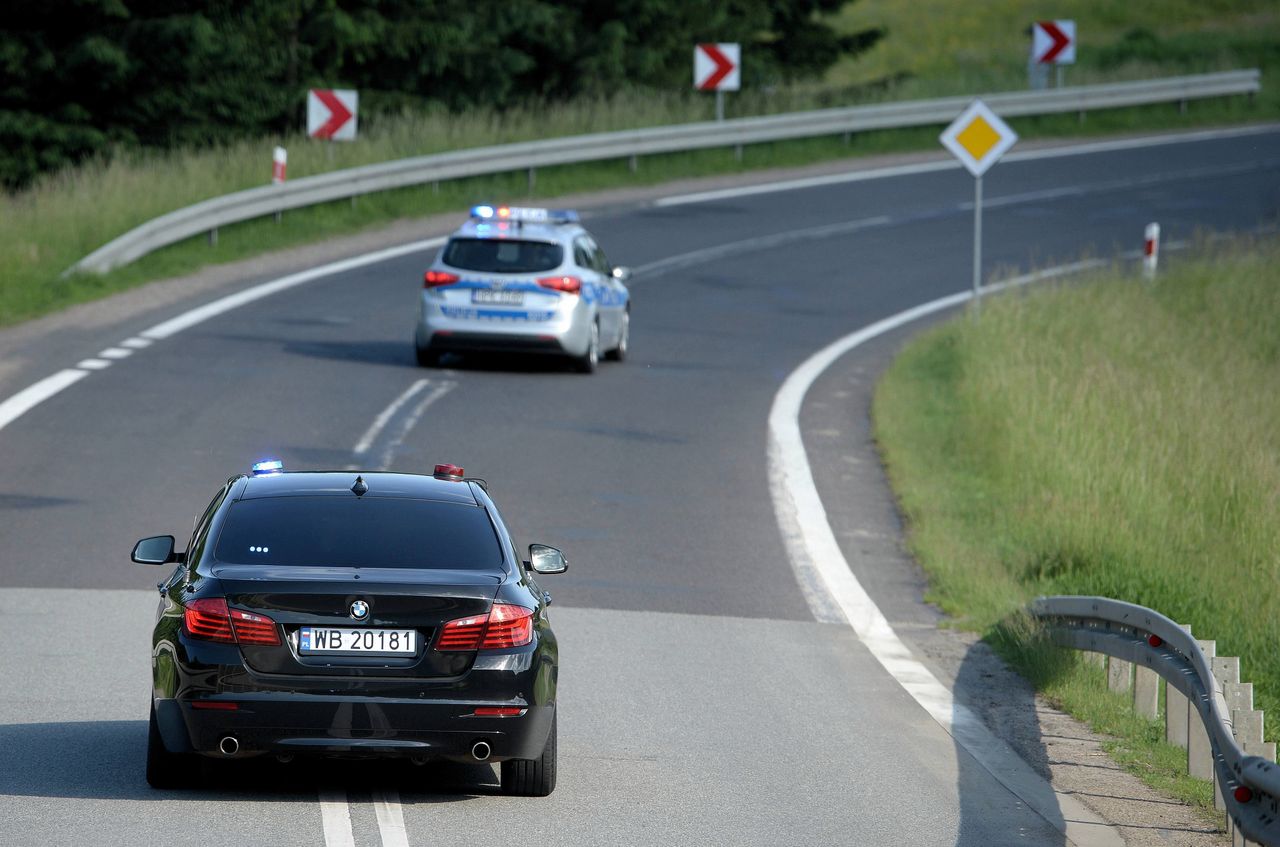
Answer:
[{"left": 1, "top": 125, "right": 1276, "bottom": 846}]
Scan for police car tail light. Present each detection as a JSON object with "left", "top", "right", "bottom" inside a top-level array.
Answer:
[
  {"left": 536, "top": 275, "right": 582, "bottom": 295},
  {"left": 478, "top": 604, "right": 534, "bottom": 649},
  {"left": 183, "top": 598, "right": 236, "bottom": 643},
  {"left": 229, "top": 608, "right": 281, "bottom": 646},
  {"left": 435, "top": 605, "right": 534, "bottom": 652},
  {"left": 424, "top": 270, "right": 460, "bottom": 288}
]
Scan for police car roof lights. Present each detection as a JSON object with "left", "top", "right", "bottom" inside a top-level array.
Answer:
[
  {"left": 251, "top": 459, "right": 285, "bottom": 476},
  {"left": 469, "top": 205, "right": 579, "bottom": 224}
]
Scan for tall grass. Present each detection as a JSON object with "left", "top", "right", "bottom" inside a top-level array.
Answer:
[{"left": 873, "top": 237, "right": 1280, "bottom": 739}]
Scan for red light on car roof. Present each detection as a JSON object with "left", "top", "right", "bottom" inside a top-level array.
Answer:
[
  {"left": 434, "top": 463, "right": 464, "bottom": 481},
  {"left": 497, "top": 206, "right": 511, "bottom": 219}
]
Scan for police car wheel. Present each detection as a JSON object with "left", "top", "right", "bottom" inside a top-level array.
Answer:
[
  {"left": 574, "top": 321, "right": 599, "bottom": 374},
  {"left": 605, "top": 310, "right": 629, "bottom": 362}
]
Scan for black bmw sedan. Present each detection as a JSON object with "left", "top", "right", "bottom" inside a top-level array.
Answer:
[{"left": 132, "top": 461, "right": 564, "bottom": 796}]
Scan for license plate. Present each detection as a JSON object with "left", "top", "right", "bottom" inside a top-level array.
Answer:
[
  {"left": 472, "top": 289, "right": 523, "bottom": 305},
  {"left": 298, "top": 627, "right": 417, "bottom": 655}
]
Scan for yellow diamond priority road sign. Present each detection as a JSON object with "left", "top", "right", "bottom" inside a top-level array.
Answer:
[{"left": 940, "top": 100, "right": 1018, "bottom": 178}]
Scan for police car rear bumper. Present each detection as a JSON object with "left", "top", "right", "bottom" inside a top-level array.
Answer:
[{"left": 416, "top": 298, "right": 591, "bottom": 357}]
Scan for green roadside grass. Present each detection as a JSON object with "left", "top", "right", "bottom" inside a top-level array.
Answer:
[{"left": 872, "top": 237, "right": 1280, "bottom": 810}]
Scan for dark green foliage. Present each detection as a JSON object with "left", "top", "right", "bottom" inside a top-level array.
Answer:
[{"left": 0, "top": 0, "right": 875, "bottom": 187}]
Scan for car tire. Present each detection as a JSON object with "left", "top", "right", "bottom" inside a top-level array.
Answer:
[
  {"left": 604, "top": 310, "right": 629, "bottom": 362},
  {"left": 500, "top": 712, "right": 556, "bottom": 797},
  {"left": 415, "top": 345, "right": 439, "bottom": 368},
  {"left": 146, "top": 702, "right": 192, "bottom": 789},
  {"left": 574, "top": 321, "right": 599, "bottom": 374}
]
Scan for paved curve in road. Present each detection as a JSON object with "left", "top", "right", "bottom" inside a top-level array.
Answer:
[{"left": 1, "top": 126, "right": 1277, "bottom": 846}]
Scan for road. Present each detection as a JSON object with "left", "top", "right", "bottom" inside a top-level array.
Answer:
[{"left": 0, "top": 125, "right": 1276, "bottom": 846}]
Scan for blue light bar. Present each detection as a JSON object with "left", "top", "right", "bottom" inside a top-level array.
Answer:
[
  {"left": 469, "top": 205, "right": 578, "bottom": 224},
  {"left": 251, "top": 459, "right": 284, "bottom": 476}
]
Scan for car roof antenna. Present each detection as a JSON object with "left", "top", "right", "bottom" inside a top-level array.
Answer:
[{"left": 351, "top": 475, "right": 368, "bottom": 497}]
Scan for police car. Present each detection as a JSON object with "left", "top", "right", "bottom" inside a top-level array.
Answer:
[
  {"left": 414, "top": 205, "right": 631, "bottom": 373},
  {"left": 134, "top": 459, "right": 564, "bottom": 795}
]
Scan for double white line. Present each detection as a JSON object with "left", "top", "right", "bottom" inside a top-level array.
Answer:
[{"left": 321, "top": 789, "right": 409, "bottom": 847}]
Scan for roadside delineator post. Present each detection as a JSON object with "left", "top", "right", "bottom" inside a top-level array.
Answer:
[
  {"left": 1143, "top": 222, "right": 1160, "bottom": 280},
  {"left": 272, "top": 146, "right": 287, "bottom": 224}
]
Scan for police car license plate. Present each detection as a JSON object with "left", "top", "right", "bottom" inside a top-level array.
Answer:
[
  {"left": 299, "top": 627, "right": 416, "bottom": 655},
  {"left": 472, "top": 290, "right": 523, "bottom": 305}
]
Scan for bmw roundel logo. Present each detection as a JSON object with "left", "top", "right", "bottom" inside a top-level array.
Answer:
[{"left": 350, "top": 600, "right": 370, "bottom": 621}]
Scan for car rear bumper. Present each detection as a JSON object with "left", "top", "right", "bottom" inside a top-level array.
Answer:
[
  {"left": 155, "top": 695, "right": 554, "bottom": 762},
  {"left": 416, "top": 293, "right": 592, "bottom": 357}
]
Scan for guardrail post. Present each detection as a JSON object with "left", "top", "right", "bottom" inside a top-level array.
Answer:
[
  {"left": 527, "top": 167, "right": 536, "bottom": 194},
  {"left": 1188, "top": 639, "right": 1217, "bottom": 781},
  {"left": 1107, "top": 656, "right": 1132, "bottom": 694},
  {"left": 734, "top": 144, "right": 744, "bottom": 162},
  {"left": 208, "top": 228, "right": 218, "bottom": 247},
  {"left": 628, "top": 155, "right": 638, "bottom": 173},
  {"left": 1134, "top": 665, "right": 1159, "bottom": 719},
  {"left": 1166, "top": 624, "right": 1192, "bottom": 749},
  {"left": 1212, "top": 658, "right": 1241, "bottom": 811}
]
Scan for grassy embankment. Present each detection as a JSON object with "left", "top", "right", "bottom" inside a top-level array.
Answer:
[
  {"left": 873, "top": 237, "right": 1280, "bottom": 808},
  {"left": 2, "top": 0, "right": 1276, "bottom": 328}
]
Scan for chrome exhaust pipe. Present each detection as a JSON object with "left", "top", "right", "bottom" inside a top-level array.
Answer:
[
  {"left": 470, "top": 741, "right": 491, "bottom": 761},
  {"left": 219, "top": 736, "right": 240, "bottom": 756}
]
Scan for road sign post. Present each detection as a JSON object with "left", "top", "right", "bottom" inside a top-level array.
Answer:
[
  {"left": 694, "top": 43, "right": 740, "bottom": 122},
  {"left": 939, "top": 100, "right": 1019, "bottom": 315}
]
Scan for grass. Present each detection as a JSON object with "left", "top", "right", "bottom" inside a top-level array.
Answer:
[
  {"left": 872, "top": 237, "right": 1280, "bottom": 807},
  {"left": 2, "top": 1, "right": 1278, "bottom": 328}
]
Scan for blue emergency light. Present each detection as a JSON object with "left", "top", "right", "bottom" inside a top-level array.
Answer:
[
  {"left": 469, "top": 205, "right": 579, "bottom": 224},
  {"left": 251, "top": 459, "right": 285, "bottom": 476}
]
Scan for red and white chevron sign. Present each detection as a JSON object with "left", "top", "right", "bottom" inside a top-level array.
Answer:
[
  {"left": 307, "top": 89, "right": 358, "bottom": 141},
  {"left": 1033, "top": 20, "right": 1076, "bottom": 64},
  {"left": 694, "top": 43, "right": 740, "bottom": 92}
]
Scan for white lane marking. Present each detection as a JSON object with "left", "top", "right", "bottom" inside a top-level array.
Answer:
[
  {"left": 376, "top": 380, "right": 456, "bottom": 470},
  {"left": 0, "top": 369, "right": 90, "bottom": 433},
  {"left": 76, "top": 359, "right": 112, "bottom": 371},
  {"left": 656, "top": 123, "right": 1280, "bottom": 206},
  {"left": 373, "top": 790, "right": 411, "bottom": 847},
  {"left": 353, "top": 379, "right": 432, "bottom": 456},
  {"left": 98, "top": 347, "right": 133, "bottom": 359},
  {"left": 0, "top": 236, "right": 446, "bottom": 437},
  {"left": 768, "top": 258, "right": 1122, "bottom": 847},
  {"left": 319, "top": 789, "right": 357, "bottom": 847}
]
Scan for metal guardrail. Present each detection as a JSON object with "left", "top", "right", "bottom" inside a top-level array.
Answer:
[
  {"left": 68, "top": 70, "right": 1260, "bottom": 276},
  {"left": 1031, "top": 596, "right": 1280, "bottom": 846}
]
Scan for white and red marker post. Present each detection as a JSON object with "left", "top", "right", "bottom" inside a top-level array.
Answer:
[
  {"left": 1143, "top": 222, "right": 1160, "bottom": 280},
  {"left": 694, "top": 43, "right": 740, "bottom": 121},
  {"left": 272, "top": 146, "right": 287, "bottom": 184}
]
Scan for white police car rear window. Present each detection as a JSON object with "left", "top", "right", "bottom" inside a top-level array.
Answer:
[
  {"left": 443, "top": 238, "right": 563, "bottom": 273},
  {"left": 214, "top": 497, "right": 503, "bottom": 569}
]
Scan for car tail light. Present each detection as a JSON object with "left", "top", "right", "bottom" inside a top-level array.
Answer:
[
  {"left": 536, "top": 275, "right": 582, "bottom": 294},
  {"left": 191, "top": 701, "right": 240, "bottom": 711},
  {"left": 424, "top": 270, "right": 460, "bottom": 288},
  {"left": 436, "top": 604, "right": 534, "bottom": 652},
  {"left": 184, "top": 598, "right": 235, "bottom": 643},
  {"left": 230, "top": 608, "right": 281, "bottom": 646},
  {"left": 183, "top": 598, "right": 280, "bottom": 646}
]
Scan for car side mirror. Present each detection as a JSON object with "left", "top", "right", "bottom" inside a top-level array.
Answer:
[
  {"left": 611, "top": 266, "right": 632, "bottom": 283},
  {"left": 132, "top": 535, "right": 180, "bottom": 565},
  {"left": 527, "top": 544, "right": 568, "bottom": 575}
]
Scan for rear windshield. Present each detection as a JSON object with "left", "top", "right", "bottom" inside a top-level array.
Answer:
[
  {"left": 213, "top": 497, "right": 503, "bottom": 569},
  {"left": 442, "top": 238, "right": 563, "bottom": 273}
]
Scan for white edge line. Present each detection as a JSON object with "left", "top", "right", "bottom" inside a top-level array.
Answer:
[
  {"left": 767, "top": 258, "right": 1122, "bottom": 847},
  {"left": 0, "top": 370, "right": 89, "bottom": 433},
  {"left": 318, "top": 789, "right": 356, "bottom": 847},
  {"left": 353, "top": 378, "right": 431, "bottom": 456},
  {"left": 377, "top": 380, "right": 456, "bottom": 471},
  {"left": 656, "top": 123, "right": 1279, "bottom": 207},
  {"left": 373, "top": 789, "right": 411, "bottom": 847}
]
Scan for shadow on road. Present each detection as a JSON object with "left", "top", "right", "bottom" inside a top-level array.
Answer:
[
  {"left": 951, "top": 639, "right": 1066, "bottom": 846},
  {"left": 0, "top": 721, "right": 496, "bottom": 802}
]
